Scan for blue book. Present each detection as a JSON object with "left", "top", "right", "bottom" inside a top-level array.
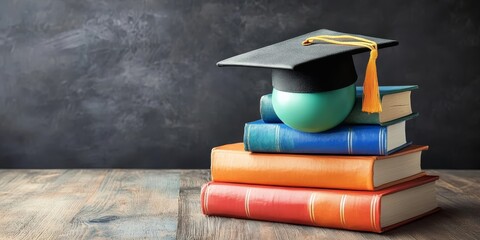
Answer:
[
  {"left": 260, "top": 85, "right": 418, "bottom": 125},
  {"left": 244, "top": 120, "right": 413, "bottom": 155}
]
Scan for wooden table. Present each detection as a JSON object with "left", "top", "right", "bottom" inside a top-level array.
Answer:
[{"left": 0, "top": 170, "right": 478, "bottom": 239}]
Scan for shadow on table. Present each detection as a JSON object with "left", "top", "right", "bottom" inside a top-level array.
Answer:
[{"left": 381, "top": 204, "right": 478, "bottom": 239}]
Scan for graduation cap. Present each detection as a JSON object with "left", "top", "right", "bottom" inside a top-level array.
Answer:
[{"left": 217, "top": 29, "right": 398, "bottom": 132}]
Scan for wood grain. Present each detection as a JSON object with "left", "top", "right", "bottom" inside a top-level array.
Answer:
[
  {"left": 0, "top": 170, "right": 181, "bottom": 240},
  {"left": 0, "top": 170, "right": 479, "bottom": 239}
]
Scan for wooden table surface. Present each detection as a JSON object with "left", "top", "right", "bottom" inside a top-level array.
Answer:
[{"left": 0, "top": 170, "right": 478, "bottom": 240}]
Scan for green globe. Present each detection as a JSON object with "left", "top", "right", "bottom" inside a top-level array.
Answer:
[{"left": 272, "top": 84, "right": 356, "bottom": 132}]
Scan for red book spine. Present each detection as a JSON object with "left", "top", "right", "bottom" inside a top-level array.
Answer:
[{"left": 201, "top": 176, "right": 439, "bottom": 233}]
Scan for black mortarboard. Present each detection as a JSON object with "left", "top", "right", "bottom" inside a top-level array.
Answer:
[{"left": 217, "top": 29, "right": 398, "bottom": 132}]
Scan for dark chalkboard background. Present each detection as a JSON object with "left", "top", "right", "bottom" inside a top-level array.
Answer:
[{"left": 0, "top": 0, "right": 479, "bottom": 169}]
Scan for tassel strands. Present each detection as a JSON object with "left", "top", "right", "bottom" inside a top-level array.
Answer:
[{"left": 302, "top": 35, "right": 382, "bottom": 113}]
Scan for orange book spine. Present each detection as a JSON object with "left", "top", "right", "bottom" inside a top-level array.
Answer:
[
  {"left": 211, "top": 143, "right": 375, "bottom": 190},
  {"left": 201, "top": 176, "right": 439, "bottom": 233}
]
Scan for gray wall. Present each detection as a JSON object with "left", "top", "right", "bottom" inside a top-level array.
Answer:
[{"left": 0, "top": 0, "right": 479, "bottom": 169}]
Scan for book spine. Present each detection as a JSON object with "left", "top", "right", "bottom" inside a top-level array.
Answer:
[
  {"left": 343, "top": 101, "right": 381, "bottom": 124},
  {"left": 260, "top": 94, "right": 380, "bottom": 124},
  {"left": 260, "top": 94, "right": 282, "bottom": 123},
  {"left": 211, "top": 148, "right": 375, "bottom": 190},
  {"left": 201, "top": 182, "right": 381, "bottom": 233},
  {"left": 244, "top": 122, "right": 387, "bottom": 155}
]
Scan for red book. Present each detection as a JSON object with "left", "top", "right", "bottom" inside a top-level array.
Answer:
[{"left": 201, "top": 176, "right": 439, "bottom": 233}]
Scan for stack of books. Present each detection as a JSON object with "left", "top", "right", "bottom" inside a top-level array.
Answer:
[{"left": 201, "top": 86, "right": 439, "bottom": 233}]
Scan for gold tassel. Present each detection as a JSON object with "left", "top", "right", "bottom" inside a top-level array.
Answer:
[{"left": 302, "top": 35, "right": 382, "bottom": 113}]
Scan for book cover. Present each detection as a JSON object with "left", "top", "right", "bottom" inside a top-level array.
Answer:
[
  {"left": 260, "top": 86, "right": 418, "bottom": 125},
  {"left": 244, "top": 119, "right": 414, "bottom": 155},
  {"left": 212, "top": 143, "right": 427, "bottom": 190},
  {"left": 201, "top": 176, "right": 439, "bottom": 233}
]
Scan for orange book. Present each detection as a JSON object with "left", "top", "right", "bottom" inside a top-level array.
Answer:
[
  {"left": 201, "top": 175, "right": 439, "bottom": 233},
  {"left": 211, "top": 143, "right": 428, "bottom": 190}
]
